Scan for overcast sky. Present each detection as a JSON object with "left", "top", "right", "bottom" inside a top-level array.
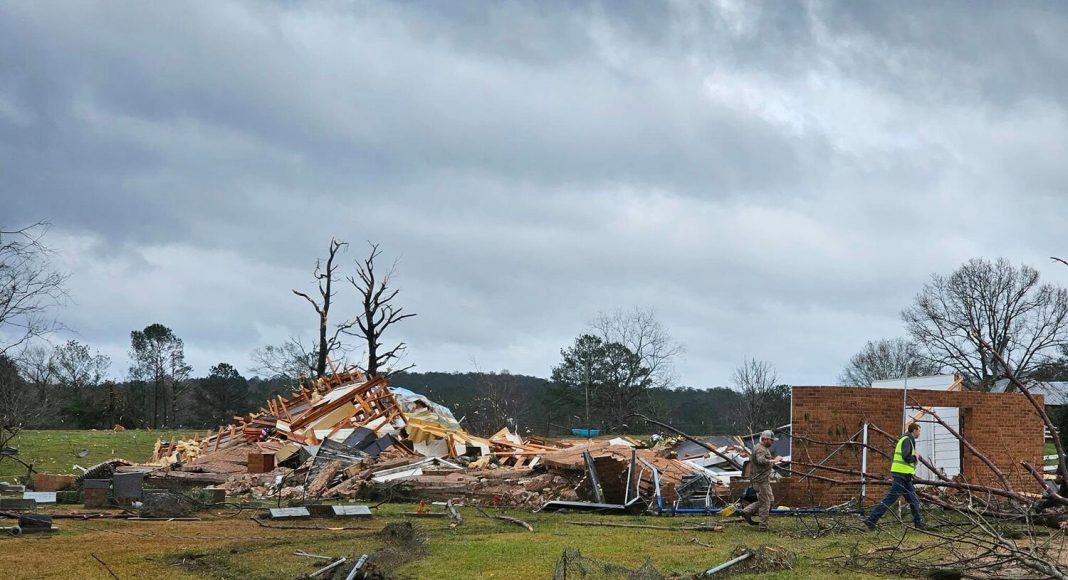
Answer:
[{"left": 4, "top": 1, "right": 1068, "bottom": 387}]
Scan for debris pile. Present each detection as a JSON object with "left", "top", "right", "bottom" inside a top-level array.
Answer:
[{"left": 127, "top": 369, "right": 743, "bottom": 511}]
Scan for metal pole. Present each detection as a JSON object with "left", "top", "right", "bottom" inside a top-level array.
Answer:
[
  {"left": 583, "top": 450, "right": 605, "bottom": 504},
  {"left": 860, "top": 422, "right": 869, "bottom": 511},
  {"left": 345, "top": 555, "right": 369, "bottom": 580},
  {"left": 585, "top": 375, "right": 591, "bottom": 439}
]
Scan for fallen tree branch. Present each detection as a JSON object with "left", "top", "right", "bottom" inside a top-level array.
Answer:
[
  {"left": 977, "top": 334, "right": 1068, "bottom": 486},
  {"left": 90, "top": 553, "right": 120, "bottom": 580},
  {"left": 624, "top": 413, "right": 745, "bottom": 471},
  {"left": 475, "top": 507, "right": 533, "bottom": 531},
  {"left": 907, "top": 397, "right": 1015, "bottom": 493}
]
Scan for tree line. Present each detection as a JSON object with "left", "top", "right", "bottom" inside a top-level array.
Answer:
[
  {"left": 5, "top": 221, "right": 1068, "bottom": 437},
  {"left": 0, "top": 329, "right": 292, "bottom": 430}
]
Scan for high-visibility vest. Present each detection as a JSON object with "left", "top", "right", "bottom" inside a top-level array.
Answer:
[{"left": 890, "top": 435, "right": 916, "bottom": 475}]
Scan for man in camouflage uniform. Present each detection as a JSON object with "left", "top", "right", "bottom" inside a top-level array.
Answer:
[{"left": 740, "top": 429, "right": 782, "bottom": 531}]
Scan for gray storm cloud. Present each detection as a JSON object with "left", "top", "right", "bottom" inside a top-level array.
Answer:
[{"left": 3, "top": 1, "right": 1068, "bottom": 385}]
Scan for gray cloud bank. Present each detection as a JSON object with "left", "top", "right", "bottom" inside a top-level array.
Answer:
[{"left": 3, "top": 1, "right": 1068, "bottom": 385}]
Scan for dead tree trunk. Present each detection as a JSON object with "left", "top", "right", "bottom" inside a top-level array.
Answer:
[
  {"left": 345, "top": 243, "right": 416, "bottom": 377},
  {"left": 293, "top": 239, "right": 352, "bottom": 378}
]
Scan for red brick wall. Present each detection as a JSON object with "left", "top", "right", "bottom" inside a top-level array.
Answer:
[{"left": 789, "top": 386, "right": 1044, "bottom": 507}]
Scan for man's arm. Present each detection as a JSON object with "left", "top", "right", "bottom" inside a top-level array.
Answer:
[
  {"left": 900, "top": 437, "right": 915, "bottom": 464},
  {"left": 751, "top": 448, "right": 771, "bottom": 467}
]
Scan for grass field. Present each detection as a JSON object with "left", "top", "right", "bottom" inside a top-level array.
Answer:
[
  {"left": 0, "top": 430, "right": 998, "bottom": 578},
  {"left": 0, "top": 429, "right": 193, "bottom": 480},
  {"left": 0, "top": 501, "right": 913, "bottom": 579}
]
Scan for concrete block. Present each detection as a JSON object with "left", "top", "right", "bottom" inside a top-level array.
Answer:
[
  {"left": 23, "top": 492, "right": 56, "bottom": 504},
  {"left": 269, "top": 507, "right": 310, "bottom": 519},
  {"left": 113, "top": 472, "right": 144, "bottom": 500},
  {"left": 0, "top": 499, "right": 36, "bottom": 510}
]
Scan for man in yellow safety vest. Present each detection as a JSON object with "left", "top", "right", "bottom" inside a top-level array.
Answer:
[{"left": 864, "top": 422, "right": 926, "bottom": 530}]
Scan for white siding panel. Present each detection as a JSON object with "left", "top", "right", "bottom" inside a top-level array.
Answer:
[{"left": 905, "top": 406, "right": 961, "bottom": 480}]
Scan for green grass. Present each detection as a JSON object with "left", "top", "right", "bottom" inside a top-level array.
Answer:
[
  {"left": 0, "top": 502, "right": 911, "bottom": 579},
  {"left": 0, "top": 430, "right": 945, "bottom": 578},
  {"left": 0, "top": 429, "right": 193, "bottom": 479}
]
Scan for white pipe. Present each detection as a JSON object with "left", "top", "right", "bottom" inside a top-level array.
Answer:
[
  {"left": 860, "top": 422, "right": 869, "bottom": 504},
  {"left": 703, "top": 552, "right": 752, "bottom": 576}
]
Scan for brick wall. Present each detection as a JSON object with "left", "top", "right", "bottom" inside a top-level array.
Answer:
[{"left": 789, "top": 386, "right": 1044, "bottom": 507}]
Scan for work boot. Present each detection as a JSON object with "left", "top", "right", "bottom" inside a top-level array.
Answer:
[
  {"left": 913, "top": 522, "right": 927, "bottom": 531},
  {"left": 863, "top": 520, "right": 876, "bottom": 531},
  {"left": 739, "top": 511, "right": 756, "bottom": 526},
  {"left": 757, "top": 526, "right": 769, "bottom": 532}
]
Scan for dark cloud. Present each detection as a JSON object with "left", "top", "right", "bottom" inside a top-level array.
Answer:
[{"left": 4, "top": 1, "right": 1068, "bottom": 385}]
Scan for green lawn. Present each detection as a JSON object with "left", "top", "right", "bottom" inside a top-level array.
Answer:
[
  {"left": 0, "top": 429, "right": 193, "bottom": 480},
  {"left": 0, "top": 430, "right": 987, "bottom": 578},
  {"left": 0, "top": 502, "right": 909, "bottom": 579}
]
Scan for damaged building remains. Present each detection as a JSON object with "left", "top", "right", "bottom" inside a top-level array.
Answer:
[
  {"left": 8, "top": 368, "right": 1048, "bottom": 517},
  {"left": 4, "top": 362, "right": 1067, "bottom": 578}
]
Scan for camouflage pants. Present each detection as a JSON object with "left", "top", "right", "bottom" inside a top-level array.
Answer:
[{"left": 742, "top": 482, "right": 774, "bottom": 529}]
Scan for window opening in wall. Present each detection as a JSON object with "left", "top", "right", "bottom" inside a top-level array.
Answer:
[{"left": 904, "top": 405, "right": 962, "bottom": 481}]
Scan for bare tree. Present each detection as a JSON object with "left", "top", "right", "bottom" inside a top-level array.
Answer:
[
  {"left": 1, "top": 349, "right": 55, "bottom": 430},
  {"left": 589, "top": 307, "right": 683, "bottom": 391},
  {"left": 732, "top": 358, "right": 787, "bottom": 434},
  {"left": 839, "top": 337, "right": 941, "bottom": 386},
  {"left": 292, "top": 239, "right": 355, "bottom": 378},
  {"left": 903, "top": 258, "right": 1068, "bottom": 389},
  {"left": 0, "top": 222, "right": 68, "bottom": 355},
  {"left": 13, "top": 344, "right": 60, "bottom": 427},
  {"left": 249, "top": 339, "right": 316, "bottom": 383},
  {"left": 468, "top": 368, "right": 531, "bottom": 436},
  {"left": 345, "top": 243, "right": 416, "bottom": 377}
]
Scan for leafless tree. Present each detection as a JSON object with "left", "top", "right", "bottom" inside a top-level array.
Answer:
[
  {"left": 589, "top": 307, "right": 682, "bottom": 391},
  {"left": 732, "top": 358, "right": 786, "bottom": 434},
  {"left": 292, "top": 238, "right": 355, "bottom": 378},
  {"left": 467, "top": 367, "right": 531, "bottom": 436},
  {"left": 0, "top": 350, "right": 50, "bottom": 431},
  {"left": 903, "top": 257, "right": 1068, "bottom": 390},
  {"left": 13, "top": 344, "right": 60, "bottom": 427},
  {"left": 839, "top": 337, "right": 941, "bottom": 386},
  {"left": 344, "top": 243, "right": 416, "bottom": 377},
  {"left": 0, "top": 222, "right": 68, "bottom": 355},
  {"left": 249, "top": 339, "right": 316, "bottom": 382}
]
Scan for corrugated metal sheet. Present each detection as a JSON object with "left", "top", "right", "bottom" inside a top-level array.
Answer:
[{"left": 873, "top": 374, "right": 960, "bottom": 390}]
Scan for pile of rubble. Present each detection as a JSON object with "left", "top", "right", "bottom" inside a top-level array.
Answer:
[{"left": 122, "top": 369, "right": 755, "bottom": 511}]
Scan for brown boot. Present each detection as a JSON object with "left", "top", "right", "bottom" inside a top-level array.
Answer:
[{"left": 740, "top": 511, "right": 756, "bottom": 526}]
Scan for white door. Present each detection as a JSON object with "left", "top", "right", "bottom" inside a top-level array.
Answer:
[{"left": 903, "top": 406, "right": 961, "bottom": 480}]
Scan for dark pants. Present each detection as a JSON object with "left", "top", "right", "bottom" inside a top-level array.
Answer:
[{"left": 866, "top": 474, "right": 924, "bottom": 527}]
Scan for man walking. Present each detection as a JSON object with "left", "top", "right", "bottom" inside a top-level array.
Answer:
[
  {"left": 865, "top": 422, "right": 926, "bottom": 530},
  {"left": 740, "top": 429, "right": 782, "bottom": 531}
]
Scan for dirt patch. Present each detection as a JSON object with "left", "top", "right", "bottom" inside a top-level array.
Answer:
[{"left": 171, "top": 550, "right": 220, "bottom": 573}]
